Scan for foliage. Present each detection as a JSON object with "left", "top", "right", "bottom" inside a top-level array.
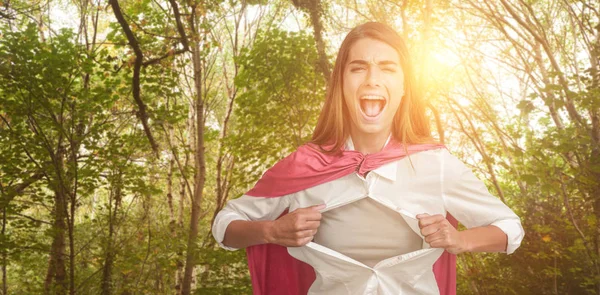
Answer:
[
  {"left": 0, "top": 0, "right": 598, "bottom": 294},
  {"left": 229, "top": 28, "right": 326, "bottom": 189}
]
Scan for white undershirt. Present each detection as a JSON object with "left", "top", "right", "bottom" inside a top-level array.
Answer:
[{"left": 313, "top": 197, "right": 422, "bottom": 268}]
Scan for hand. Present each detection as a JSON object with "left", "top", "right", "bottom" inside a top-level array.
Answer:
[
  {"left": 267, "top": 204, "right": 326, "bottom": 247},
  {"left": 416, "top": 213, "right": 468, "bottom": 254}
]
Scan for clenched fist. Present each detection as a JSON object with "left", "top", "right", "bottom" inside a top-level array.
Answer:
[
  {"left": 267, "top": 204, "right": 326, "bottom": 247},
  {"left": 416, "top": 213, "right": 467, "bottom": 254}
]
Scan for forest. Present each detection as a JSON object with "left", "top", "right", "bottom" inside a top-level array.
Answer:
[{"left": 0, "top": 0, "right": 599, "bottom": 294}]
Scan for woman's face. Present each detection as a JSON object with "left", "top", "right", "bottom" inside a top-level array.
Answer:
[{"left": 343, "top": 38, "right": 405, "bottom": 141}]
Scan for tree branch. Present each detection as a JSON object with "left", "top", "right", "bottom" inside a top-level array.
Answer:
[
  {"left": 108, "top": 0, "right": 159, "bottom": 157},
  {"left": 0, "top": 171, "right": 45, "bottom": 210}
]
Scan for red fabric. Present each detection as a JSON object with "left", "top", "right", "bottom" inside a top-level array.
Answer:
[
  {"left": 434, "top": 214, "right": 458, "bottom": 295},
  {"left": 245, "top": 140, "right": 457, "bottom": 295}
]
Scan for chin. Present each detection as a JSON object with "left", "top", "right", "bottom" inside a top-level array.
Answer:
[{"left": 356, "top": 124, "right": 389, "bottom": 136}]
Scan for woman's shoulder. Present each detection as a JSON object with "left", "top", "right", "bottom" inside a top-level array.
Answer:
[
  {"left": 402, "top": 146, "right": 468, "bottom": 174},
  {"left": 434, "top": 148, "right": 472, "bottom": 179}
]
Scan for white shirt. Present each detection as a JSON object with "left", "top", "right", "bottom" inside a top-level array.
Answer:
[{"left": 212, "top": 141, "right": 524, "bottom": 295}]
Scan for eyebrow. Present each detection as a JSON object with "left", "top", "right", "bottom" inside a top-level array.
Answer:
[{"left": 347, "top": 60, "right": 399, "bottom": 66}]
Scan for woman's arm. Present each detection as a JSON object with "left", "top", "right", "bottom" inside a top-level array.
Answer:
[
  {"left": 417, "top": 213, "right": 508, "bottom": 254},
  {"left": 223, "top": 203, "right": 325, "bottom": 249},
  {"left": 221, "top": 220, "right": 274, "bottom": 249},
  {"left": 421, "top": 150, "right": 524, "bottom": 255},
  {"left": 459, "top": 224, "right": 507, "bottom": 252},
  {"left": 212, "top": 195, "right": 325, "bottom": 250},
  {"left": 212, "top": 195, "right": 289, "bottom": 250}
]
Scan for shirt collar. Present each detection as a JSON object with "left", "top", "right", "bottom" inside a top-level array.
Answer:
[{"left": 344, "top": 135, "right": 397, "bottom": 182}]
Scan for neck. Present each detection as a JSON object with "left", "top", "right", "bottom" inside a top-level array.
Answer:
[{"left": 350, "top": 130, "right": 391, "bottom": 154}]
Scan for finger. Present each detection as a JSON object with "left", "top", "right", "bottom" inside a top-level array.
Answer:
[
  {"left": 299, "top": 236, "right": 314, "bottom": 246},
  {"left": 420, "top": 223, "right": 441, "bottom": 236},
  {"left": 292, "top": 204, "right": 325, "bottom": 215},
  {"left": 424, "top": 227, "right": 451, "bottom": 244},
  {"left": 422, "top": 220, "right": 451, "bottom": 235},
  {"left": 297, "top": 220, "right": 321, "bottom": 231},
  {"left": 428, "top": 239, "right": 448, "bottom": 249},
  {"left": 417, "top": 214, "right": 445, "bottom": 228},
  {"left": 291, "top": 229, "right": 316, "bottom": 241},
  {"left": 285, "top": 236, "right": 313, "bottom": 247},
  {"left": 302, "top": 210, "right": 323, "bottom": 221},
  {"left": 427, "top": 235, "right": 451, "bottom": 248},
  {"left": 311, "top": 204, "right": 327, "bottom": 211},
  {"left": 425, "top": 232, "right": 447, "bottom": 247},
  {"left": 301, "top": 204, "right": 326, "bottom": 211}
]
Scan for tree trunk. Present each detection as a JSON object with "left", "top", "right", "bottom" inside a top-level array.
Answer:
[
  {"left": 306, "top": 0, "right": 330, "bottom": 82},
  {"left": 292, "top": 0, "right": 330, "bottom": 82},
  {"left": 175, "top": 140, "right": 189, "bottom": 294},
  {"left": 101, "top": 173, "right": 122, "bottom": 295},
  {"left": 589, "top": 21, "right": 600, "bottom": 295},
  {"left": 45, "top": 176, "right": 68, "bottom": 295},
  {"left": 181, "top": 32, "right": 207, "bottom": 295},
  {"left": 2, "top": 206, "right": 6, "bottom": 295},
  {"left": 67, "top": 168, "right": 76, "bottom": 295},
  {"left": 175, "top": 175, "right": 186, "bottom": 294},
  {"left": 167, "top": 154, "right": 176, "bottom": 229}
]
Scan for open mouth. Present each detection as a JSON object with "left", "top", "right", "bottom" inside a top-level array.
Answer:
[{"left": 359, "top": 95, "right": 387, "bottom": 118}]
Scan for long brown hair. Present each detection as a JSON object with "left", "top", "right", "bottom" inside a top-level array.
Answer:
[{"left": 311, "top": 22, "right": 438, "bottom": 152}]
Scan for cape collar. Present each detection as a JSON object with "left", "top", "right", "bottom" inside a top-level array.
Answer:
[{"left": 345, "top": 135, "right": 397, "bottom": 182}]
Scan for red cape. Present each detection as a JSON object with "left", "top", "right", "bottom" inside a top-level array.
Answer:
[{"left": 245, "top": 140, "right": 457, "bottom": 294}]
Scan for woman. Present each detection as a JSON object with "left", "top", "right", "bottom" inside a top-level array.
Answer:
[{"left": 212, "top": 22, "right": 524, "bottom": 295}]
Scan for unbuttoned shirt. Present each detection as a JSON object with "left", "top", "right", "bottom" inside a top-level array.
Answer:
[{"left": 212, "top": 140, "right": 525, "bottom": 295}]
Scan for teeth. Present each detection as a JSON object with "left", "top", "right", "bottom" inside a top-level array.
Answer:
[
  {"left": 361, "top": 95, "right": 385, "bottom": 100},
  {"left": 360, "top": 95, "right": 386, "bottom": 117}
]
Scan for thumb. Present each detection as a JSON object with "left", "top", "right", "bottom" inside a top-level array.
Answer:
[{"left": 310, "top": 204, "right": 327, "bottom": 211}]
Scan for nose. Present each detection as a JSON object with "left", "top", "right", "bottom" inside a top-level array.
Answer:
[{"left": 365, "top": 65, "right": 382, "bottom": 87}]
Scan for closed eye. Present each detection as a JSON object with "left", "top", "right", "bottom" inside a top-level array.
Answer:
[{"left": 350, "top": 67, "right": 366, "bottom": 72}]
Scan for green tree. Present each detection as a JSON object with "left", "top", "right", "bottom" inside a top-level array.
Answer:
[{"left": 229, "top": 28, "right": 326, "bottom": 188}]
